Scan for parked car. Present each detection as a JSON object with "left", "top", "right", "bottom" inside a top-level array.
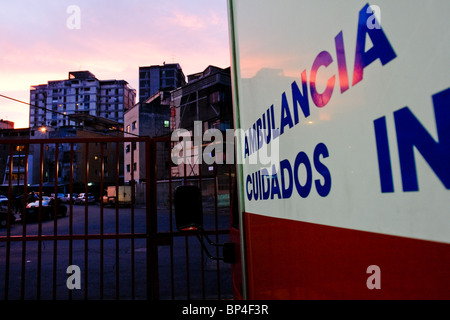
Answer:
[
  {"left": 0, "top": 206, "right": 15, "bottom": 227},
  {"left": 26, "top": 192, "right": 38, "bottom": 204},
  {"left": 0, "top": 194, "right": 8, "bottom": 205},
  {"left": 26, "top": 195, "right": 50, "bottom": 206},
  {"left": 61, "top": 193, "right": 79, "bottom": 204},
  {"left": 50, "top": 193, "right": 65, "bottom": 200},
  {"left": 75, "top": 193, "right": 96, "bottom": 205},
  {"left": 23, "top": 197, "right": 67, "bottom": 221}
]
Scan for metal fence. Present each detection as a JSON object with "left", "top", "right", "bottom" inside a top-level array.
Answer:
[{"left": 0, "top": 136, "right": 232, "bottom": 300}]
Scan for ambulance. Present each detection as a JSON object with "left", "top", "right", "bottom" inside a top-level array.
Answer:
[{"left": 227, "top": 0, "right": 450, "bottom": 299}]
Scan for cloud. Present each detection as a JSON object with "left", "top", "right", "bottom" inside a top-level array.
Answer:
[
  {"left": 0, "top": 0, "right": 231, "bottom": 128},
  {"left": 169, "top": 10, "right": 205, "bottom": 30}
]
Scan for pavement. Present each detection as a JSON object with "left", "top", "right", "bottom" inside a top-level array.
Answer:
[{"left": 0, "top": 204, "right": 232, "bottom": 300}]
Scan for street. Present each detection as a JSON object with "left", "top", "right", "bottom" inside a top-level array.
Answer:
[{"left": 0, "top": 203, "right": 232, "bottom": 300}]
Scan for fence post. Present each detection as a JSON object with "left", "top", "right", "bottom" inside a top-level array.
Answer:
[{"left": 146, "top": 137, "right": 159, "bottom": 300}]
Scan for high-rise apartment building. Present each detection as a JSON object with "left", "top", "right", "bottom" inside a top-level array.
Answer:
[
  {"left": 29, "top": 71, "right": 136, "bottom": 128},
  {"left": 138, "top": 63, "right": 186, "bottom": 103}
]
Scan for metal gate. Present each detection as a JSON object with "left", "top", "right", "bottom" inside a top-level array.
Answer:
[{"left": 0, "top": 136, "right": 232, "bottom": 300}]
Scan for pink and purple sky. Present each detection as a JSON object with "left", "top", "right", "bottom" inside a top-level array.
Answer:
[{"left": 0, "top": 0, "right": 231, "bottom": 128}]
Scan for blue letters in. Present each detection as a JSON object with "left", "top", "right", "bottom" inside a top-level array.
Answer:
[
  {"left": 394, "top": 88, "right": 450, "bottom": 191},
  {"left": 352, "top": 3, "right": 397, "bottom": 86},
  {"left": 270, "top": 164, "right": 282, "bottom": 199},
  {"left": 280, "top": 159, "right": 293, "bottom": 199},
  {"left": 291, "top": 70, "right": 310, "bottom": 124},
  {"left": 374, "top": 116, "right": 394, "bottom": 193},
  {"left": 313, "top": 143, "right": 332, "bottom": 197},
  {"left": 293, "top": 151, "right": 313, "bottom": 198}
]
